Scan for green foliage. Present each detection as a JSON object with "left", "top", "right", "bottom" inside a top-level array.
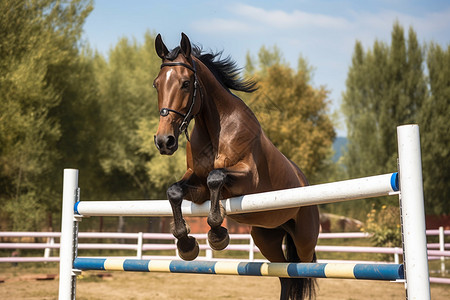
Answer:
[
  {"left": 419, "top": 43, "right": 450, "bottom": 214},
  {"left": 8, "top": 5, "right": 449, "bottom": 233},
  {"left": 363, "top": 204, "right": 402, "bottom": 248},
  {"left": 341, "top": 23, "right": 432, "bottom": 218},
  {"left": 0, "top": 0, "right": 93, "bottom": 230},
  {"left": 363, "top": 204, "right": 402, "bottom": 261},
  {"left": 0, "top": 3, "right": 337, "bottom": 230},
  {"left": 342, "top": 22, "right": 449, "bottom": 217},
  {"left": 343, "top": 23, "right": 426, "bottom": 178},
  {"left": 92, "top": 31, "right": 183, "bottom": 199},
  {"left": 4, "top": 192, "right": 47, "bottom": 231},
  {"left": 245, "top": 47, "right": 336, "bottom": 182}
]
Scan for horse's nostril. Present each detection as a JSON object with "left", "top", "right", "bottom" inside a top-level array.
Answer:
[
  {"left": 154, "top": 135, "right": 160, "bottom": 150},
  {"left": 166, "top": 135, "right": 176, "bottom": 149},
  {"left": 154, "top": 135, "right": 167, "bottom": 152}
]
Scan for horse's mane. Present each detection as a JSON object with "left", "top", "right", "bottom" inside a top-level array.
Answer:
[{"left": 166, "top": 46, "right": 258, "bottom": 93}]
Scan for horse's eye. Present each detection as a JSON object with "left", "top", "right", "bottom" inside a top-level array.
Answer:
[{"left": 182, "top": 80, "right": 190, "bottom": 89}]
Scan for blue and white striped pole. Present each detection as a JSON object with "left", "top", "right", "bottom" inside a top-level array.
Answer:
[{"left": 73, "top": 258, "right": 404, "bottom": 281}]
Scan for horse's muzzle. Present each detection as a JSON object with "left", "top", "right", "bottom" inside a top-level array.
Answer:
[{"left": 154, "top": 134, "right": 178, "bottom": 155}]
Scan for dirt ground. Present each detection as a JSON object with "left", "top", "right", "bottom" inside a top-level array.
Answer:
[{"left": 1, "top": 266, "right": 449, "bottom": 300}]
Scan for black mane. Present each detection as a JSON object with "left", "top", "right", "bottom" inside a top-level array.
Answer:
[{"left": 166, "top": 46, "right": 257, "bottom": 93}]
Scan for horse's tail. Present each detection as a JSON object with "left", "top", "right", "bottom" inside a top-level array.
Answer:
[{"left": 279, "top": 233, "right": 317, "bottom": 300}]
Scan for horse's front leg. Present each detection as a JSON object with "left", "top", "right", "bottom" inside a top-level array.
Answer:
[
  {"left": 206, "top": 162, "right": 254, "bottom": 250},
  {"left": 167, "top": 181, "right": 197, "bottom": 260},
  {"left": 167, "top": 171, "right": 207, "bottom": 260}
]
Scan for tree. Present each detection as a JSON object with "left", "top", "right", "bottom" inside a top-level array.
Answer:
[
  {"left": 0, "top": 0, "right": 93, "bottom": 230},
  {"left": 419, "top": 43, "right": 450, "bottom": 214},
  {"left": 341, "top": 23, "right": 450, "bottom": 218},
  {"left": 93, "top": 32, "right": 167, "bottom": 200},
  {"left": 343, "top": 24, "right": 426, "bottom": 180},
  {"left": 245, "top": 46, "right": 336, "bottom": 183}
]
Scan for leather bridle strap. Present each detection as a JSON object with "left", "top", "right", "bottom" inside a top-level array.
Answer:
[
  {"left": 159, "top": 60, "right": 199, "bottom": 141},
  {"left": 160, "top": 61, "right": 196, "bottom": 73}
]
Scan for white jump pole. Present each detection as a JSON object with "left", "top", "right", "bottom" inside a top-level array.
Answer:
[
  {"left": 397, "top": 125, "right": 430, "bottom": 300},
  {"left": 75, "top": 173, "right": 398, "bottom": 217},
  {"left": 58, "top": 169, "right": 79, "bottom": 300}
]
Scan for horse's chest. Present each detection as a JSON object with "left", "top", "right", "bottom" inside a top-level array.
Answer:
[
  {"left": 191, "top": 142, "right": 214, "bottom": 176},
  {"left": 191, "top": 143, "right": 233, "bottom": 178}
]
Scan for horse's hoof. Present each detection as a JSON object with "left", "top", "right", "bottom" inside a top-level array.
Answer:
[
  {"left": 208, "top": 226, "right": 230, "bottom": 251},
  {"left": 177, "top": 236, "right": 199, "bottom": 261}
]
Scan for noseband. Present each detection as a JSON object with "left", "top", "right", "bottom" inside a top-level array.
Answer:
[{"left": 159, "top": 60, "right": 200, "bottom": 141}]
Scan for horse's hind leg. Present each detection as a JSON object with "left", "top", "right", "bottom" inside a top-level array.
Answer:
[
  {"left": 284, "top": 206, "right": 320, "bottom": 263},
  {"left": 281, "top": 208, "right": 320, "bottom": 300},
  {"left": 250, "top": 226, "right": 286, "bottom": 262},
  {"left": 251, "top": 227, "right": 295, "bottom": 300}
]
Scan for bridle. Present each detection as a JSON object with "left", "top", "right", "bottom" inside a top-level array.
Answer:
[{"left": 159, "top": 60, "right": 200, "bottom": 141}]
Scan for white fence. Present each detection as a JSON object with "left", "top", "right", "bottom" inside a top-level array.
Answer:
[{"left": 1, "top": 229, "right": 448, "bottom": 284}]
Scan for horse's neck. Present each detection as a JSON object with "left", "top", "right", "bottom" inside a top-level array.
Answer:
[{"left": 195, "top": 68, "right": 245, "bottom": 141}]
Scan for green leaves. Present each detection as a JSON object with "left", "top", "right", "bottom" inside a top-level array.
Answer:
[
  {"left": 245, "top": 47, "right": 336, "bottom": 182},
  {"left": 342, "top": 23, "right": 449, "bottom": 215},
  {"left": 93, "top": 32, "right": 163, "bottom": 199},
  {"left": 0, "top": 0, "right": 93, "bottom": 230},
  {"left": 419, "top": 43, "right": 450, "bottom": 214},
  {"left": 343, "top": 23, "right": 426, "bottom": 178}
]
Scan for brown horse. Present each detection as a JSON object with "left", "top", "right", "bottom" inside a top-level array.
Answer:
[{"left": 153, "top": 33, "right": 319, "bottom": 300}]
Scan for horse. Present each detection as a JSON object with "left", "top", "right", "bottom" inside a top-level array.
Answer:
[{"left": 153, "top": 33, "right": 319, "bottom": 300}]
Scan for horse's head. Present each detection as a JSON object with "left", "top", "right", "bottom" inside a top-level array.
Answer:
[{"left": 153, "top": 33, "right": 200, "bottom": 155}]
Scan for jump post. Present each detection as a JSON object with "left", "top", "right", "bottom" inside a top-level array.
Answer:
[{"left": 58, "top": 124, "right": 431, "bottom": 300}]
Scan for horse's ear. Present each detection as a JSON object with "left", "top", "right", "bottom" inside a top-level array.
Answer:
[
  {"left": 155, "top": 34, "right": 169, "bottom": 59},
  {"left": 180, "top": 32, "right": 192, "bottom": 58}
]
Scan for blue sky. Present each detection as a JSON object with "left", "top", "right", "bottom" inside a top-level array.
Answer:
[{"left": 83, "top": 0, "right": 450, "bottom": 136}]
